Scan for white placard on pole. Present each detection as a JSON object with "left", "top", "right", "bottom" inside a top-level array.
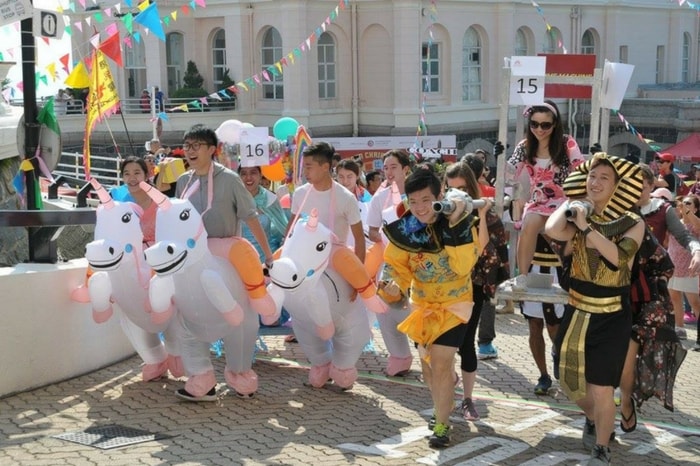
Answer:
[
  {"left": 509, "top": 56, "right": 546, "bottom": 106},
  {"left": 600, "top": 60, "right": 635, "bottom": 110},
  {"left": 239, "top": 127, "right": 270, "bottom": 167}
]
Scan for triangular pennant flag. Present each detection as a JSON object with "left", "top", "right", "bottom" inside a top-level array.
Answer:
[
  {"left": 137, "top": 0, "right": 150, "bottom": 12},
  {"left": 105, "top": 7, "right": 112, "bottom": 17},
  {"left": 194, "top": 0, "right": 206, "bottom": 6},
  {"left": 171, "top": 11, "right": 177, "bottom": 20},
  {"left": 262, "top": 70, "right": 270, "bottom": 81},
  {"left": 122, "top": 12, "right": 133, "bottom": 34},
  {"left": 37, "top": 96, "right": 60, "bottom": 135},
  {"left": 89, "top": 33, "right": 100, "bottom": 49},
  {"left": 163, "top": 16, "right": 170, "bottom": 26},
  {"left": 237, "top": 82, "right": 248, "bottom": 92},
  {"left": 94, "top": 12, "right": 103, "bottom": 23},
  {"left": 85, "top": 17, "right": 92, "bottom": 27},
  {"left": 123, "top": 36, "right": 133, "bottom": 48},
  {"left": 210, "top": 92, "right": 222, "bottom": 101},
  {"left": 45, "top": 62, "right": 57, "bottom": 81},
  {"left": 74, "top": 21, "right": 83, "bottom": 32},
  {"left": 105, "top": 22, "right": 118, "bottom": 36},
  {"left": 99, "top": 31, "right": 123, "bottom": 66},
  {"left": 158, "top": 111, "right": 168, "bottom": 121},
  {"left": 59, "top": 54, "right": 70, "bottom": 74},
  {"left": 134, "top": 3, "right": 165, "bottom": 41}
]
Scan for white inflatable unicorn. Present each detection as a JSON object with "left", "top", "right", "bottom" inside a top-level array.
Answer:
[
  {"left": 141, "top": 182, "right": 266, "bottom": 398},
  {"left": 84, "top": 179, "right": 182, "bottom": 382},
  {"left": 267, "top": 209, "right": 371, "bottom": 389}
]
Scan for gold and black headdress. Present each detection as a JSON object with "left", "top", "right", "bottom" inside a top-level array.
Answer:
[{"left": 562, "top": 152, "right": 643, "bottom": 222}]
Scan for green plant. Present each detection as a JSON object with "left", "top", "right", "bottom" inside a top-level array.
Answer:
[{"left": 183, "top": 60, "right": 204, "bottom": 89}]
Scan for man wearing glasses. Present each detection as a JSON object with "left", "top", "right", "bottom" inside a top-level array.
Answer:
[
  {"left": 175, "top": 124, "right": 277, "bottom": 319},
  {"left": 655, "top": 152, "right": 678, "bottom": 194}
]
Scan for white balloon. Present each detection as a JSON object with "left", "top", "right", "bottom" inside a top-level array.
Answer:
[
  {"left": 240, "top": 122, "right": 254, "bottom": 129},
  {"left": 216, "top": 119, "right": 243, "bottom": 145}
]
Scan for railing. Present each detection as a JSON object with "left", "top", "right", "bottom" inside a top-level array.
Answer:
[
  {"left": 54, "top": 151, "right": 122, "bottom": 188},
  {"left": 11, "top": 96, "right": 237, "bottom": 115}
]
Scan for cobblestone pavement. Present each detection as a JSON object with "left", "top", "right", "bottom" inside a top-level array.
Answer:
[{"left": 1, "top": 314, "right": 699, "bottom": 465}]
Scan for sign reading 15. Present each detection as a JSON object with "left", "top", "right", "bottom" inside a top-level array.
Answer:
[
  {"left": 514, "top": 77, "right": 539, "bottom": 94},
  {"left": 239, "top": 127, "right": 270, "bottom": 167}
]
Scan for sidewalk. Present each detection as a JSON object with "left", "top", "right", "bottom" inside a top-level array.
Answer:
[{"left": 1, "top": 314, "right": 699, "bottom": 465}]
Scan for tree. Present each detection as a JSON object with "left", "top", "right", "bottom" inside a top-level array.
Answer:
[
  {"left": 217, "top": 68, "right": 237, "bottom": 110},
  {"left": 172, "top": 60, "right": 207, "bottom": 99}
]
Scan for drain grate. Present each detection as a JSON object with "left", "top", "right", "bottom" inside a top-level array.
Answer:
[{"left": 53, "top": 424, "right": 172, "bottom": 450}]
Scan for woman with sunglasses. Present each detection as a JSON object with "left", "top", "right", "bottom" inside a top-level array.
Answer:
[{"left": 507, "top": 100, "right": 584, "bottom": 288}]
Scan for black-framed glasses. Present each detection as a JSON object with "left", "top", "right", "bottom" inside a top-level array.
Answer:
[
  {"left": 183, "top": 142, "right": 209, "bottom": 151},
  {"left": 529, "top": 121, "right": 554, "bottom": 130}
]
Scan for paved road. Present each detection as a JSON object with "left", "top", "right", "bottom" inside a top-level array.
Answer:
[{"left": 1, "top": 314, "right": 699, "bottom": 465}]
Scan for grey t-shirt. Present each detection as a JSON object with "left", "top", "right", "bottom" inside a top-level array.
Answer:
[{"left": 175, "top": 162, "right": 257, "bottom": 238}]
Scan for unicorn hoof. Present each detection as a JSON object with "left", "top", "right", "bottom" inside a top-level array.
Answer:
[
  {"left": 330, "top": 365, "right": 358, "bottom": 389},
  {"left": 168, "top": 355, "right": 185, "bottom": 378},
  {"left": 222, "top": 305, "right": 245, "bottom": 326},
  {"left": 224, "top": 369, "right": 258, "bottom": 396},
  {"left": 92, "top": 307, "right": 113, "bottom": 323},
  {"left": 316, "top": 322, "right": 335, "bottom": 340},
  {"left": 363, "top": 295, "right": 389, "bottom": 314},
  {"left": 309, "top": 362, "right": 332, "bottom": 388},
  {"left": 71, "top": 285, "right": 91, "bottom": 303},
  {"left": 142, "top": 360, "right": 169, "bottom": 382},
  {"left": 386, "top": 355, "right": 413, "bottom": 376},
  {"left": 184, "top": 370, "right": 217, "bottom": 398}
]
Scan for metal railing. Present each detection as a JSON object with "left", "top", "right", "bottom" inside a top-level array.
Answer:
[
  {"left": 11, "top": 96, "right": 237, "bottom": 115},
  {"left": 54, "top": 151, "right": 122, "bottom": 188}
]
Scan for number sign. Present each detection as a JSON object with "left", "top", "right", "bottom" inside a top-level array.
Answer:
[
  {"left": 509, "top": 56, "right": 546, "bottom": 106},
  {"left": 239, "top": 127, "right": 270, "bottom": 167}
]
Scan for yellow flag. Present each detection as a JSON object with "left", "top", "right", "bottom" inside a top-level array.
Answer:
[
  {"left": 64, "top": 60, "right": 90, "bottom": 88},
  {"left": 83, "top": 50, "right": 121, "bottom": 179}
]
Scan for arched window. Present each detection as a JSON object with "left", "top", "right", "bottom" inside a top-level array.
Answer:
[
  {"left": 462, "top": 27, "right": 481, "bottom": 102},
  {"left": 421, "top": 42, "right": 439, "bottom": 92},
  {"left": 124, "top": 35, "right": 146, "bottom": 98},
  {"left": 262, "top": 28, "right": 283, "bottom": 100},
  {"left": 515, "top": 28, "right": 528, "bottom": 56},
  {"left": 581, "top": 29, "right": 595, "bottom": 55},
  {"left": 317, "top": 33, "right": 336, "bottom": 99},
  {"left": 166, "top": 32, "right": 184, "bottom": 96},
  {"left": 212, "top": 29, "right": 227, "bottom": 88},
  {"left": 683, "top": 32, "right": 691, "bottom": 83}
]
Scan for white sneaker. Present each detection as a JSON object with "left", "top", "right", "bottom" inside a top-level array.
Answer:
[
  {"left": 511, "top": 274, "right": 528, "bottom": 291},
  {"left": 676, "top": 327, "right": 688, "bottom": 340}
]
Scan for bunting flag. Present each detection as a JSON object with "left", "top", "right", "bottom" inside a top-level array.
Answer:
[
  {"left": 292, "top": 125, "right": 312, "bottom": 185},
  {"left": 64, "top": 59, "right": 90, "bottom": 88},
  {"left": 99, "top": 30, "right": 123, "bottom": 66},
  {"left": 531, "top": 1, "right": 567, "bottom": 53},
  {"left": 83, "top": 49, "right": 121, "bottom": 179},
  {"left": 133, "top": 2, "right": 165, "bottom": 41},
  {"left": 37, "top": 96, "right": 60, "bottom": 135}
]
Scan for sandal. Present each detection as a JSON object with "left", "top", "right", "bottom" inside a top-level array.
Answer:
[{"left": 620, "top": 397, "right": 637, "bottom": 433}]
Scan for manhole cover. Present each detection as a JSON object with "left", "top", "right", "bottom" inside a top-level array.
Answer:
[{"left": 53, "top": 424, "right": 172, "bottom": 449}]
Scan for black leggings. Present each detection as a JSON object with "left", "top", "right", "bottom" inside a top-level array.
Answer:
[{"left": 457, "top": 286, "right": 485, "bottom": 373}]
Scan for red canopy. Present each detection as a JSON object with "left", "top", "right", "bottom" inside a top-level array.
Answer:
[{"left": 664, "top": 133, "right": 700, "bottom": 162}]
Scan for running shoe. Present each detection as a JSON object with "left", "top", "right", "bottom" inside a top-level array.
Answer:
[
  {"left": 477, "top": 343, "right": 498, "bottom": 360},
  {"left": 428, "top": 423, "right": 451, "bottom": 449},
  {"left": 534, "top": 374, "right": 552, "bottom": 395},
  {"left": 461, "top": 398, "right": 480, "bottom": 421}
]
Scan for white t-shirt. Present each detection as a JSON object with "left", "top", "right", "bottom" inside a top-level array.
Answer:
[
  {"left": 366, "top": 184, "right": 401, "bottom": 244},
  {"left": 291, "top": 181, "right": 361, "bottom": 245}
]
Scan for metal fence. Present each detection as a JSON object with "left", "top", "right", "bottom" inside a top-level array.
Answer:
[
  {"left": 54, "top": 150, "right": 122, "bottom": 188},
  {"left": 11, "top": 97, "right": 237, "bottom": 115}
]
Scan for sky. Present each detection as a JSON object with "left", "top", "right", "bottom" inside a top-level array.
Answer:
[{"left": 2, "top": 0, "right": 72, "bottom": 98}]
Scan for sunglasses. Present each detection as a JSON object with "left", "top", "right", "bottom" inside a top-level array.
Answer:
[{"left": 529, "top": 121, "right": 554, "bottom": 130}]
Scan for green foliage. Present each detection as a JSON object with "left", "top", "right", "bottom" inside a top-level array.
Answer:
[
  {"left": 171, "top": 87, "right": 209, "bottom": 99},
  {"left": 183, "top": 60, "right": 204, "bottom": 89},
  {"left": 221, "top": 68, "right": 235, "bottom": 88}
]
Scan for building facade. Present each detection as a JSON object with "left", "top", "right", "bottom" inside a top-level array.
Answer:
[{"left": 69, "top": 0, "right": 700, "bottom": 156}]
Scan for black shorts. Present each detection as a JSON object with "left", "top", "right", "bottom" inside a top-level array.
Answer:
[
  {"left": 522, "top": 302, "right": 564, "bottom": 327},
  {"left": 432, "top": 323, "right": 469, "bottom": 348}
]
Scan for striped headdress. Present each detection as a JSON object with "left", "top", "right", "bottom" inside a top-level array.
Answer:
[{"left": 562, "top": 152, "right": 643, "bottom": 222}]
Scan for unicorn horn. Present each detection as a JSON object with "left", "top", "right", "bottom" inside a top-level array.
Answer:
[
  {"left": 90, "top": 178, "right": 115, "bottom": 210},
  {"left": 140, "top": 181, "right": 172, "bottom": 210},
  {"left": 306, "top": 208, "right": 319, "bottom": 231}
]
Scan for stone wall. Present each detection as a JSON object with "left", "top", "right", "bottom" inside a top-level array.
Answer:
[{"left": 0, "top": 157, "right": 28, "bottom": 266}]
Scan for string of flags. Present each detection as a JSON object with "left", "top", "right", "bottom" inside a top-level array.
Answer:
[
  {"left": 530, "top": 1, "right": 567, "bottom": 54},
  {"left": 416, "top": 0, "right": 437, "bottom": 139},
  {"left": 613, "top": 109, "right": 661, "bottom": 156}
]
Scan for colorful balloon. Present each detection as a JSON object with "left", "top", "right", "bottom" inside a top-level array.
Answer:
[
  {"left": 273, "top": 117, "right": 299, "bottom": 140},
  {"left": 261, "top": 160, "right": 286, "bottom": 182}
]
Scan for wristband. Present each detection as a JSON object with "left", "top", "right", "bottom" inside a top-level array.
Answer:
[{"left": 582, "top": 225, "right": 593, "bottom": 237}]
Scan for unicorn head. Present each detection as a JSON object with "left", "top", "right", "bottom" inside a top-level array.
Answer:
[
  {"left": 142, "top": 181, "right": 209, "bottom": 275},
  {"left": 268, "top": 209, "right": 332, "bottom": 292},
  {"left": 85, "top": 179, "right": 144, "bottom": 271}
]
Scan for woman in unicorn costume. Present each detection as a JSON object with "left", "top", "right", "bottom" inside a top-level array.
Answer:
[{"left": 84, "top": 160, "right": 182, "bottom": 382}]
